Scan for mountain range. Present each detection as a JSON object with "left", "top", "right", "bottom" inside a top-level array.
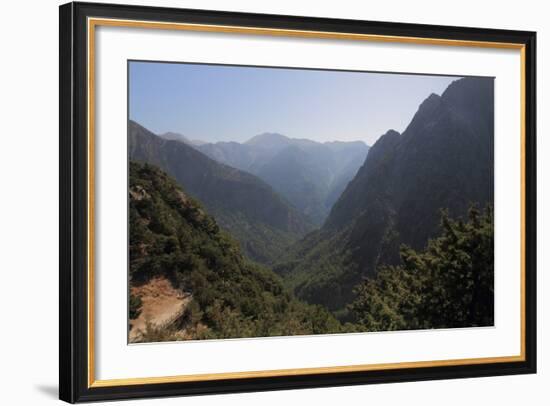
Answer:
[
  {"left": 274, "top": 77, "right": 494, "bottom": 315},
  {"left": 196, "top": 133, "right": 369, "bottom": 225},
  {"left": 129, "top": 121, "right": 314, "bottom": 265}
]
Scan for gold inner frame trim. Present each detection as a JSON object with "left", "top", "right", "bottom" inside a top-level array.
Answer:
[{"left": 87, "top": 17, "right": 527, "bottom": 388}]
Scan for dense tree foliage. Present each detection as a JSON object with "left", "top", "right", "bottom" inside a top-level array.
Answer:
[
  {"left": 273, "top": 228, "right": 359, "bottom": 319},
  {"left": 129, "top": 294, "right": 142, "bottom": 320},
  {"left": 129, "top": 162, "right": 341, "bottom": 342},
  {"left": 349, "top": 207, "right": 494, "bottom": 331}
]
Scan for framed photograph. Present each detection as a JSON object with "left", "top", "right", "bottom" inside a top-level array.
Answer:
[{"left": 59, "top": 2, "right": 536, "bottom": 403}]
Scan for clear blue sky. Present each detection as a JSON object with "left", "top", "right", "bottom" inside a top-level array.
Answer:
[{"left": 129, "top": 61, "right": 459, "bottom": 146}]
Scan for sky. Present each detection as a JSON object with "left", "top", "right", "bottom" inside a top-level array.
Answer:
[{"left": 129, "top": 61, "right": 459, "bottom": 146}]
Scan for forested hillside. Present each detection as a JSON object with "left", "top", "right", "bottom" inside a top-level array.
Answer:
[
  {"left": 128, "top": 121, "right": 314, "bottom": 265},
  {"left": 129, "top": 162, "right": 341, "bottom": 342}
]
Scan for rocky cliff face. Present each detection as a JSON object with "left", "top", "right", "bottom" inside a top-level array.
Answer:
[{"left": 277, "top": 77, "right": 494, "bottom": 312}]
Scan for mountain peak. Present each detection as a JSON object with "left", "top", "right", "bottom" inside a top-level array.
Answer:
[
  {"left": 418, "top": 93, "right": 442, "bottom": 113},
  {"left": 375, "top": 129, "right": 401, "bottom": 148},
  {"left": 160, "top": 131, "right": 190, "bottom": 144},
  {"left": 442, "top": 77, "right": 492, "bottom": 98},
  {"left": 382, "top": 129, "right": 400, "bottom": 138},
  {"left": 357, "top": 129, "right": 401, "bottom": 176},
  {"left": 245, "top": 132, "right": 290, "bottom": 147},
  {"left": 440, "top": 77, "right": 494, "bottom": 118}
]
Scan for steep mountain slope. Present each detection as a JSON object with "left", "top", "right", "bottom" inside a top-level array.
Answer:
[
  {"left": 276, "top": 77, "right": 494, "bottom": 314},
  {"left": 129, "top": 121, "right": 314, "bottom": 265},
  {"left": 321, "top": 141, "right": 372, "bottom": 211},
  {"left": 128, "top": 162, "right": 341, "bottom": 341},
  {"left": 255, "top": 144, "right": 335, "bottom": 223},
  {"left": 197, "top": 141, "right": 257, "bottom": 171},
  {"left": 197, "top": 134, "right": 369, "bottom": 224}
]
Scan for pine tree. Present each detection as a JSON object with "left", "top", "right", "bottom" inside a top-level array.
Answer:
[{"left": 349, "top": 206, "right": 494, "bottom": 331}]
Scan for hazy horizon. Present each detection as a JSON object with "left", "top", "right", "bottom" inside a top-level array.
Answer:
[
  {"left": 129, "top": 61, "right": 460, "bottom": 146},
  {"left": 144, "top": 127, "right": 372, "bottom": 147}
]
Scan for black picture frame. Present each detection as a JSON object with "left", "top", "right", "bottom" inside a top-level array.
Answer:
[{"left": 59, "top": 1, "right": 537, "bottom": 403}]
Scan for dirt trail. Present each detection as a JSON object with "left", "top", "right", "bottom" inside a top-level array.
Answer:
[{"left": 129, "top": 276, "right": 190, "bottom": 342}]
